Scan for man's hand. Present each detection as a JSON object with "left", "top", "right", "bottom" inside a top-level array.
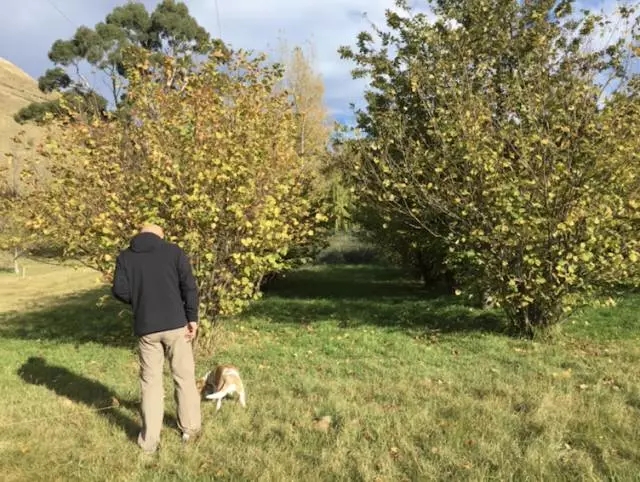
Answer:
[{"left": 185, "top": 321, "right": 198, "bottom": 342}]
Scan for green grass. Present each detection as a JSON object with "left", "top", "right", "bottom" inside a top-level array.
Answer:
[{"left": 0, "top": 263, "right": 639, "bottom": 481}]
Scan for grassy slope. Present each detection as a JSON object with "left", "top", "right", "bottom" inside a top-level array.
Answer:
[
  {"left": 0, "top": 262, "right": 639, "bottom": 481},
  {"left": 0, "top": 57, "right": 51, "bottom": 159}
]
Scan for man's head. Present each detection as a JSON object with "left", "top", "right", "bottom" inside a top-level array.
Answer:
[{"left": 140, "top": 223, "right": 165, "bottom": 239}]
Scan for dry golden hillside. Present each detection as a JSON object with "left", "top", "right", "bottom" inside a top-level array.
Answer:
[
  {"left": 0, "top": 57, "right": 51, "bottom": 159},
  {"left": 0, "top": 58, "right": 53, "bottom": 270}
]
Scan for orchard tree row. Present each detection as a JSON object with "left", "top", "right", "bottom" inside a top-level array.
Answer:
[
  {"left": 338, "top": 0, "right": 640, "bottom": 336},
  {"left": 3, "top": 0, "right": 640, "bottom": 342},
  {"left": 1, "top": 1, "right": 335, "bottom": 346}
]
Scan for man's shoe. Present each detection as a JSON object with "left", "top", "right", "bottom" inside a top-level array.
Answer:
[
  {"left": 138, "top": 432, "right": 159, "bottom": 454},
  {"left": 181, "top": 432, "right": 201, "bottom": 445}
]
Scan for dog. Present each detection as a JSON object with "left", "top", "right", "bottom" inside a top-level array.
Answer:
[{"left": 197, "top": 364, "right": 246, "bottom": 411}]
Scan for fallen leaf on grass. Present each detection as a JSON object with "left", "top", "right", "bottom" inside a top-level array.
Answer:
[
  {"left": 552, "top": 369, "right": 572, "bottom": 379},
  {"left": 578, "top": 384, "right": 589, "bottom": 390},
  {"left": 389, "top": 446, "right": 400, "bottom": 460},
  {"left": 111, "top": 397, "right": 120, "bottom": 408},
  {"left": 312, "top": 415, "right": 332, "bottom": 432},
  {"left": 602, "top": 377, "right": 621, "bottom": 391}
]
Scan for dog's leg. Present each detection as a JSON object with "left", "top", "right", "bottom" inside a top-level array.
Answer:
[
  {"left": 239, "top": 390, "right": 246, "bottom": 408},
  {"left": 216, "top": 398, "right": 222, "bottom": 411}
]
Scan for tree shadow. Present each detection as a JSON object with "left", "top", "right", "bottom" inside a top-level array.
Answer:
[
  {"left": 0, "top": 288, "right": 136, "bottom": 348},
  {"left": 261, "top": 265, "right": 433, "bottom": 301},
  {"left": 250, "top": 265, "right": 507, "bottom": 335},
  {"left": 0, "top": 265, "right": 506, "bottom": 345},
  {"left": 17, "top": 356, "right": 179, "bottom": 440}
]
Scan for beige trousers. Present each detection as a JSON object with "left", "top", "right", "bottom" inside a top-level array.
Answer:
[{"left": 137, "top": 326, "right": 201, "bottom": 452}]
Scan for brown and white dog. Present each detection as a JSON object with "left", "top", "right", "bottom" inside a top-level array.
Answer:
[{"left": 198, "top": 364, "right": 246, "bottom": 411}]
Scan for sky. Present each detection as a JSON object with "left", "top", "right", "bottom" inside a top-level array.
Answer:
[{"left": 0, "top": 0, "right": 622, "bottom": 125}]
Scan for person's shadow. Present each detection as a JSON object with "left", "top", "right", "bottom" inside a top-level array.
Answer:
[{"left": 18, "top": 356, "right": 177, "bottom": 441}]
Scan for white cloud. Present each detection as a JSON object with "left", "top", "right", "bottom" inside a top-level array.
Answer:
[
  {"left": 0, "top": 0, "right": 617, "bottom": 124},
  {"left": 0, "top": 0, "right": 401, "bottom": 123},
  {"left": 574, "top": 0, "right": 635, "bottom": 52},
  {"left": 187, "top": 0, "right": 404, "bottom": 120}
]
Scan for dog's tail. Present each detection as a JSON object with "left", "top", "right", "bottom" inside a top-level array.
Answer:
[{"left": 205, "top": 383, "right": 236, "bottom": 400}]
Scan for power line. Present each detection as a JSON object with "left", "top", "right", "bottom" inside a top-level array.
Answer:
[{"left": 44, "top": 0, "right": 77, "bottom": 28}]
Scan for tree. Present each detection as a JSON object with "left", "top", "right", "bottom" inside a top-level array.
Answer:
[
  {"left": 0, "top": 132, "right": 49, "bottom": 272},
  {"left": 279, "top": 43, "right": 331, "bottom": 162},
  {"left": 271, "top": 41, "right": 337, "bottom": 263},
  {"left": 17, "top": 0, "right": 210, "bottom": 123},
  {"left": 37, "top": 68, "right": 72, "bottom": 93},
  {"left": 21, "top": 45, "right": 328, "bottom": 346},
  {"left": 14, "top": 89, "right": 108, "bottom": 125},
  {"left": 339, "top": 0, "right": 640, "bottom": 336}
]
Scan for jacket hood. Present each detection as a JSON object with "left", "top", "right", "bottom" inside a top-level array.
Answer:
[{"left": 129, "top": 232, "right": 163, "bottom": 253}]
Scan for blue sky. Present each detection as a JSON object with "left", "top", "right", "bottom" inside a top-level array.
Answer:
[{"left": 0, "top": 0, "right": 620, "bottom": 125}]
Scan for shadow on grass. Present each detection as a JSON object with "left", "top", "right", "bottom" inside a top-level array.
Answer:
[
  {"left": 0, "top": 289, "right": 136, "bottom": 348},
  {"left": 252, "top": 265, "right": 506, "bottom": 335},
  {"left": 18, "top": 356, "right": 140, "bottom": 441},
  {"left": 17, "top": 356, "right": 180, "bottom": 441},
  {"left": 0, "top": 265, "right": 506, "bottom": 344},
  {"left": 261, "top": 265, "right": 431, "bottom": 301}
]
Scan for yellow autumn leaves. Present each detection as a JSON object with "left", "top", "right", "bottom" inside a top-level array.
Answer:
[{"left": 18, "top": 46, "right": 330, "bottom": 345}]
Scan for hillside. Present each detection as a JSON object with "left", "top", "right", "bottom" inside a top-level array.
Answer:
[
  {"left": 0, "top": 59, "right": 53, "bottom": 270},
  {"left": 0, "top": 57, "right": 50, "bottom": 159}
]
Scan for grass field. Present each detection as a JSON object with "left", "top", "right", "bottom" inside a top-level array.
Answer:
[{"left": 0, "top": 259, "right": 639, "bottom": 481}]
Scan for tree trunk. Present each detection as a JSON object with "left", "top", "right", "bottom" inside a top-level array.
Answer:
[
  {"left": 509, "top": 300, "right": 559, "bottom": 338},
  {"left": 13, "top": 247, "right": 20, "bottom": 274}
]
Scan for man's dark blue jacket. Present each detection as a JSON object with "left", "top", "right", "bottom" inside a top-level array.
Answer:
[{"left": 111, "top": 232, "right": 198, "bottom": 337}]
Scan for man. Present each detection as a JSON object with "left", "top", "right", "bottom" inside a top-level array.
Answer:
[{"left": 111, "top": 223, "right": 201, "bottom": 453}]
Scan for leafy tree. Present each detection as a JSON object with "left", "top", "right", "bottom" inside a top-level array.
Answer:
[
  {"left": 22, "top": 46, "right": 328, "bottom": 346},
  {"left": 14, "top": 89, "right": 107, "bottom": 125},
  {"left": 325, "top": 131, "right": 356, "bottom": 232},
  {"left": 17, "top": 0, "right": 210, "bottom": 123},
  {"left": 279, "top": 44, "right": 331, "bottom": 162},
  {"left": 0, "top": 133, "right": 49, "bottom": 272},
  {"left": 14, "top": 101, "right": 63, "bottom": 125},
  {"left": 273, "top": 42, "right": 336, "bottom": 264},
  {"left": 37, "top": 68, "right": 72, "bottom": 93},
  {"left": 339, "top": 0, "right": 640, "bottom": 335}
]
